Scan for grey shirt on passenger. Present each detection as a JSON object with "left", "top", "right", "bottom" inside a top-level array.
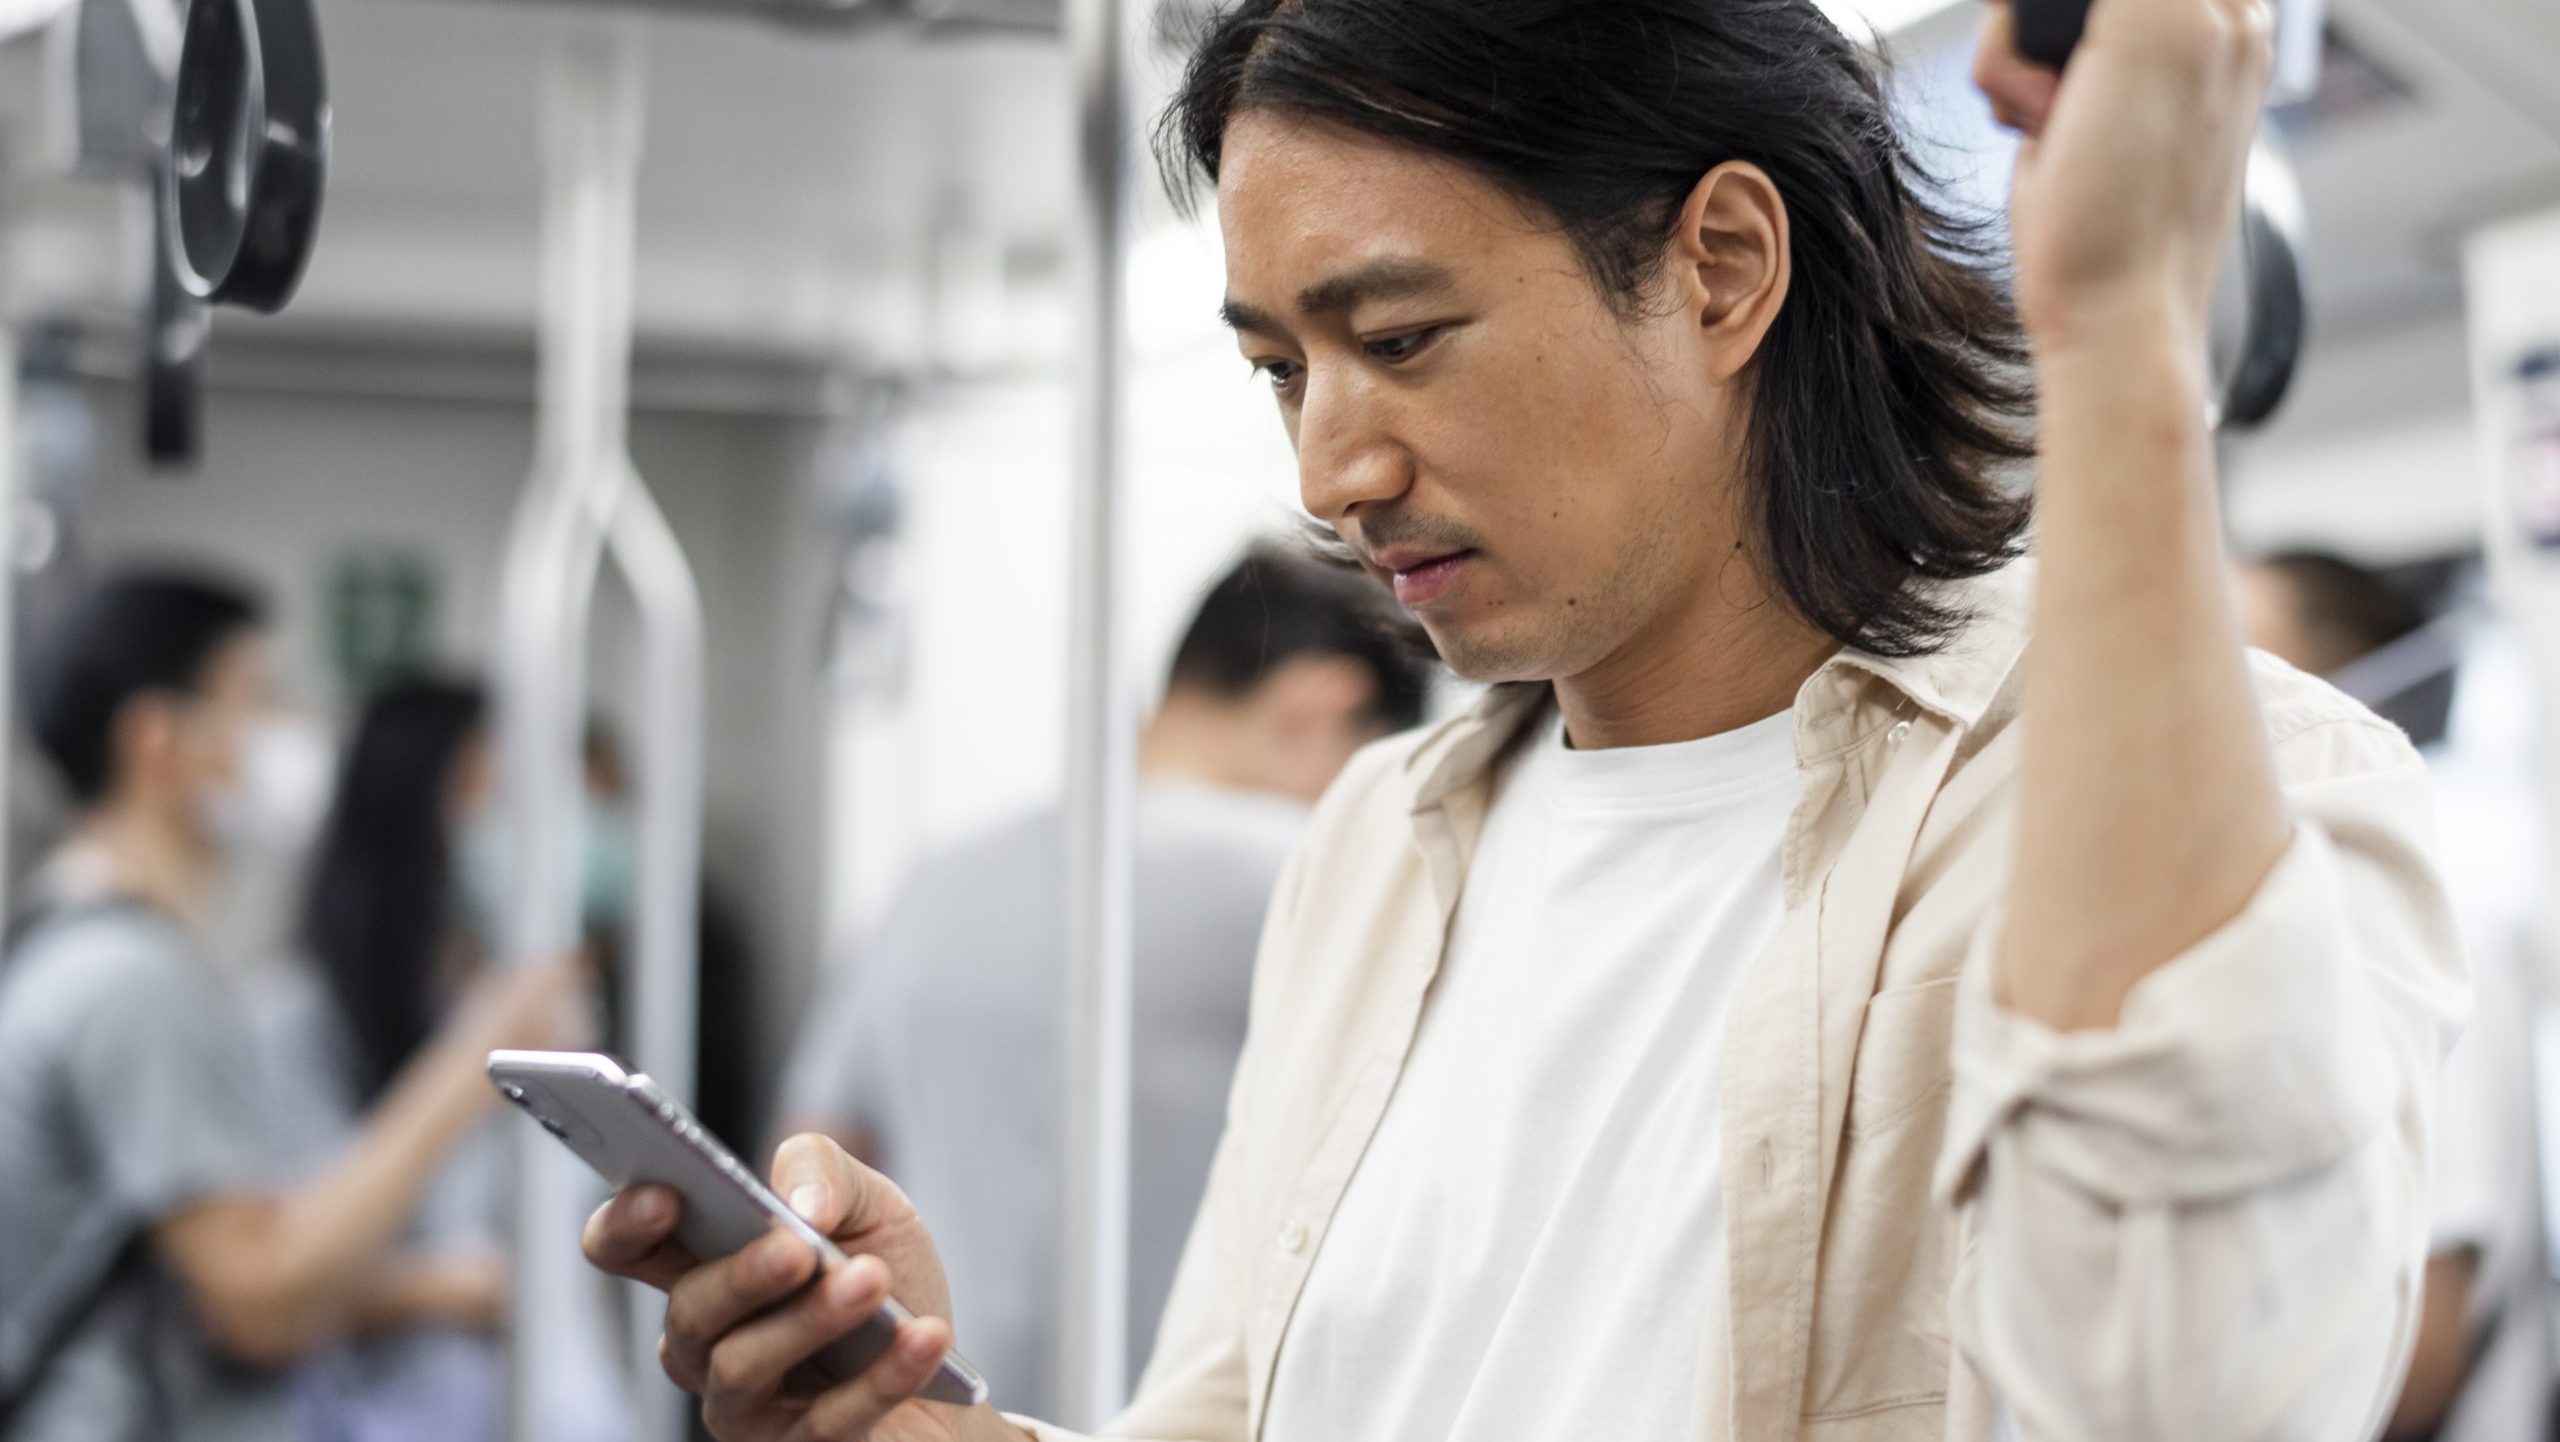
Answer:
[
  {"left": 782, "top": 781, "right": 1305, "bottom": 1421},
  {"left": 0, "top": 904, "right": 293, "bottom": 1442}
]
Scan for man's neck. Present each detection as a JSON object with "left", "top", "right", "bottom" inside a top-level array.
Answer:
[
  {"left": 63, "top": 798, "right": 221, "bottom": 930},
  {"left": 1554, "top": 595, "right": 1837, "bottom": 751}
]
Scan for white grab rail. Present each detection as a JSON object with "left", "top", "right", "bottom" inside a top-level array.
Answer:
[{"left": 495, "top": 26, "right": 704, "bottom": 1442}]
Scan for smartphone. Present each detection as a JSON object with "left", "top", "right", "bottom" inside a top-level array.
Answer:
[{"left": 487, "top": 1049, "right": 988, "bottom": 1408}]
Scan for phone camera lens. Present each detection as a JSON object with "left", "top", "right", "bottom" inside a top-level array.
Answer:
[
  {"left": 500, "top": 1083, "right": 527, "bottom": 1103},
  {"left": 539, "top": 1116, "right": 569, "bottom": 1140}
]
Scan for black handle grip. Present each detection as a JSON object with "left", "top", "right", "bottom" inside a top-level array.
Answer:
[
  {"left": 165, "top": 0, "right": 329, "bottom": 313},
  {"left": 2001, "top": 0, "right": 2305, "bottom": 431},
  {"left": 2217, "top": 160, "right": 2306, "bottom": 430},
  {"left": 2012, "top": 0, "right": 2093, "bottom": 69},
  {"left": 145, "top": 181, "right": 205, "bottom": 470}
]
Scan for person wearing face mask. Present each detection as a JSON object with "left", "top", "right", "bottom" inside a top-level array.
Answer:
[
  {"left": 247, "top": 675, "right": 540, "bottom": 1442},
  {"left": 0, "top": 570, "right": 584, "bottom": 1442},
  {"left": 449, "top": 729, "right": 636, "bottom": 951}
]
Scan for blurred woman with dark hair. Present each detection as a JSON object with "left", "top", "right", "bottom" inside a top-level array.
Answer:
[
  {"left": 304, "top": 677, "right": 498, "bottom": 1111},
  {"left": 252, "top": 675, "right": 552, "bottom": 1442}
]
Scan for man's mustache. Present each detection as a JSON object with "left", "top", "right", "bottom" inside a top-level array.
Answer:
[{"left": 1344, "top": 514, "right": 1486, "bottom": 569}]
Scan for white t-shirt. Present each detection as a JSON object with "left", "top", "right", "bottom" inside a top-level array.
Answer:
[{"left": 1263, "top": 707, "right": 1803, "bottom": 1441}]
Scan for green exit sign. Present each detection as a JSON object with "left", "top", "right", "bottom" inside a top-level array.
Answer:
[{"left": 325, "top": 549, "right": 440, "bottom": 697}]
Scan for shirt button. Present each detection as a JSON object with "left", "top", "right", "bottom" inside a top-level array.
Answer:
[
  {"left": 1278, "top": 1221, "right": 1308, "bottom": 1255},
  {"left": 1887, "top": 720, "right": 1912, "bottom": 747}
]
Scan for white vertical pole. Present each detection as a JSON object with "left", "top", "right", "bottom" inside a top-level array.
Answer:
[
  {"left": 602, "top": 457, "right": 703, "bottom": 1442},
  {"left": 1058, "top": 0, "right": 1135, "bottom": 1423},
  {"left": 495, "top": 447, "right": 607, "bottom": 1442},
  {"left": 502, "top": 24, "right": 681, "bottom": 1442},
  {"left": 605, "top": 455, "right": 704, "bottom": 1118}
]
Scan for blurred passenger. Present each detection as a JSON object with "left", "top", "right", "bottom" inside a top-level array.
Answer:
[
  {"left": 2235, "top": 551, "right": 2447, "bottom": 740},
  {"left": 0, "top": 571, "right": 578, "bottom": 1442},
  {"left": 250, "top": 676, "right": 516, "bottom": 1441},
  {"left": 778, "top": 544, "right": 1430, "bottom": 1416},
  {"left": 2239, "top": 551, "right": 2551, "bottom": 1442}
]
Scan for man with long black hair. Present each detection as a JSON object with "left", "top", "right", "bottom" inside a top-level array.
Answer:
[{"left": 586, "top": 3, "right": 2462, "bottom": 1439}]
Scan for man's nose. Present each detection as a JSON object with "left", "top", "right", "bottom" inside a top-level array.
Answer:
[{"left": 1296, "top": 377, "right": 1414, "bottom": 524}]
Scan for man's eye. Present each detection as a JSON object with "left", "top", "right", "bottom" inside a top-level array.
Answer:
[
  {"left": 1365, "top": 327, "right": 1441, "bottom": 365},
  {"left": 1253, "top": 359, "right": 1302, "bottom": 392}
]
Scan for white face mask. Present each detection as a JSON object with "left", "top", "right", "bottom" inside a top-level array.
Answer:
[
  {"left": 200, "top": 715, "right": 336, "bottom": 855},
  {"left": 452, "top": 797, "right": 636, "bottom": 943}
]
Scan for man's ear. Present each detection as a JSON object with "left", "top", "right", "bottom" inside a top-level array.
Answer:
[
  {"left": 1667, "top": 161, "right": 1792, "bottom": 384},
  {"left": 109, "top": 691, "right": 185, "bottom": 797}
]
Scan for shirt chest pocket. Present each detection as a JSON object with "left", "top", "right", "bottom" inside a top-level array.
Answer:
[
  {"left": 1845, "top": 974, "right": 1960, "bottom": 1138},
  {"left": 1803, "top": 975, "right": 1962, "bottom": 1424}
]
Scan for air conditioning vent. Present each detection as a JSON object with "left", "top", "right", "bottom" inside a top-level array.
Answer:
[{"left": 905, "top": 0, "right": 1058, "bottom": 29}]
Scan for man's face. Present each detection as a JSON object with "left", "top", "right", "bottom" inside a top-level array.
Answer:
[
  {"left": 179, "top": 633, "right": 273, "bottom": 789},
  {"left": 1216, "top": 115, "right": 1757, "bottom": 684},
  {"left": 155, "top": 631, "right": 279, "bottom": 840}
]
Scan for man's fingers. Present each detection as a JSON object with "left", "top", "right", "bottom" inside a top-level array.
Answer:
[
  {"left": 583, "top": 1186, "right": 699, "bottom": 1292},
  {"left": 771, "top": 1132, "right": 899, "bottom": 1237},
  {"left": 1973, "top": 3, "right": 2060, "bottom": 134},
  {"left": 779, "top": 1315, "right": 954, "bottom": 1442},
  {"left": 701, "top": 1256, "right": 891, "bottom": 1411},
  {"left": 661, "top": 1225, "right": 820, "bottom": 1390}
]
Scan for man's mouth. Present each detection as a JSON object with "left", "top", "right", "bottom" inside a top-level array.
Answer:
[{"left": 1380, "top": 550, "right": 1474, "bottom": 608}]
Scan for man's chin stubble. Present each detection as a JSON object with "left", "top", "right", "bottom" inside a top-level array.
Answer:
[{"left": 1430, "top": 622, "right": 1569, "bottom": 688}]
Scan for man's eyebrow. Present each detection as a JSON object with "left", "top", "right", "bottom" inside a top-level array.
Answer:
[
  {"left": 1219, "top": 258, "right": 1459, "bottom": 333},
  {"left": 1220, "top": 297, "right": 1280, "bottom": 334},
  {"left": 1298, "top": 258, "right": 1457, "bottom": 317}
]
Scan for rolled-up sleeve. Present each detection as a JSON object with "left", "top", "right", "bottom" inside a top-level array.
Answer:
[{"left": 1935, "top": 716, "right": 2467, "bottom": 1441}]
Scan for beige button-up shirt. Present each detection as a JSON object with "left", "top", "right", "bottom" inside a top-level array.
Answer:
[{"left": 1018, "top": 564, "right": 2464, "bottom": 1441}]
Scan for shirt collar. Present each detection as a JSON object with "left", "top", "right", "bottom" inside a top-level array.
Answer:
[
  {"left": 1399, "top": 562, "right": 2033, "bottom": 816},
  {"left": 1823, "top": 561, "right": 2032, "bottom": 734}
]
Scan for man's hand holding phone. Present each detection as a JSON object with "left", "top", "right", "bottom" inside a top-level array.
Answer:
[{"left": 583, "top": 1134, "right": 1025, "bottom": 1442}]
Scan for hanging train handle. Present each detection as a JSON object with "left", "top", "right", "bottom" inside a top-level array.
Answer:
[
  {"left": 2008, "top": 0, "right": 2307, "bottom": 431},
  {"left": 146, "top": 178, "right": 209, "bottom": 468},
  {"left": 162, "top": 0, "right": 329, "bottom": 313}
]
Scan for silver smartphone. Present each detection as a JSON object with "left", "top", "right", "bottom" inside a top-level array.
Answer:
[{"left": 487, "top": 1048, "right": 988, "bottom": 1408}]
